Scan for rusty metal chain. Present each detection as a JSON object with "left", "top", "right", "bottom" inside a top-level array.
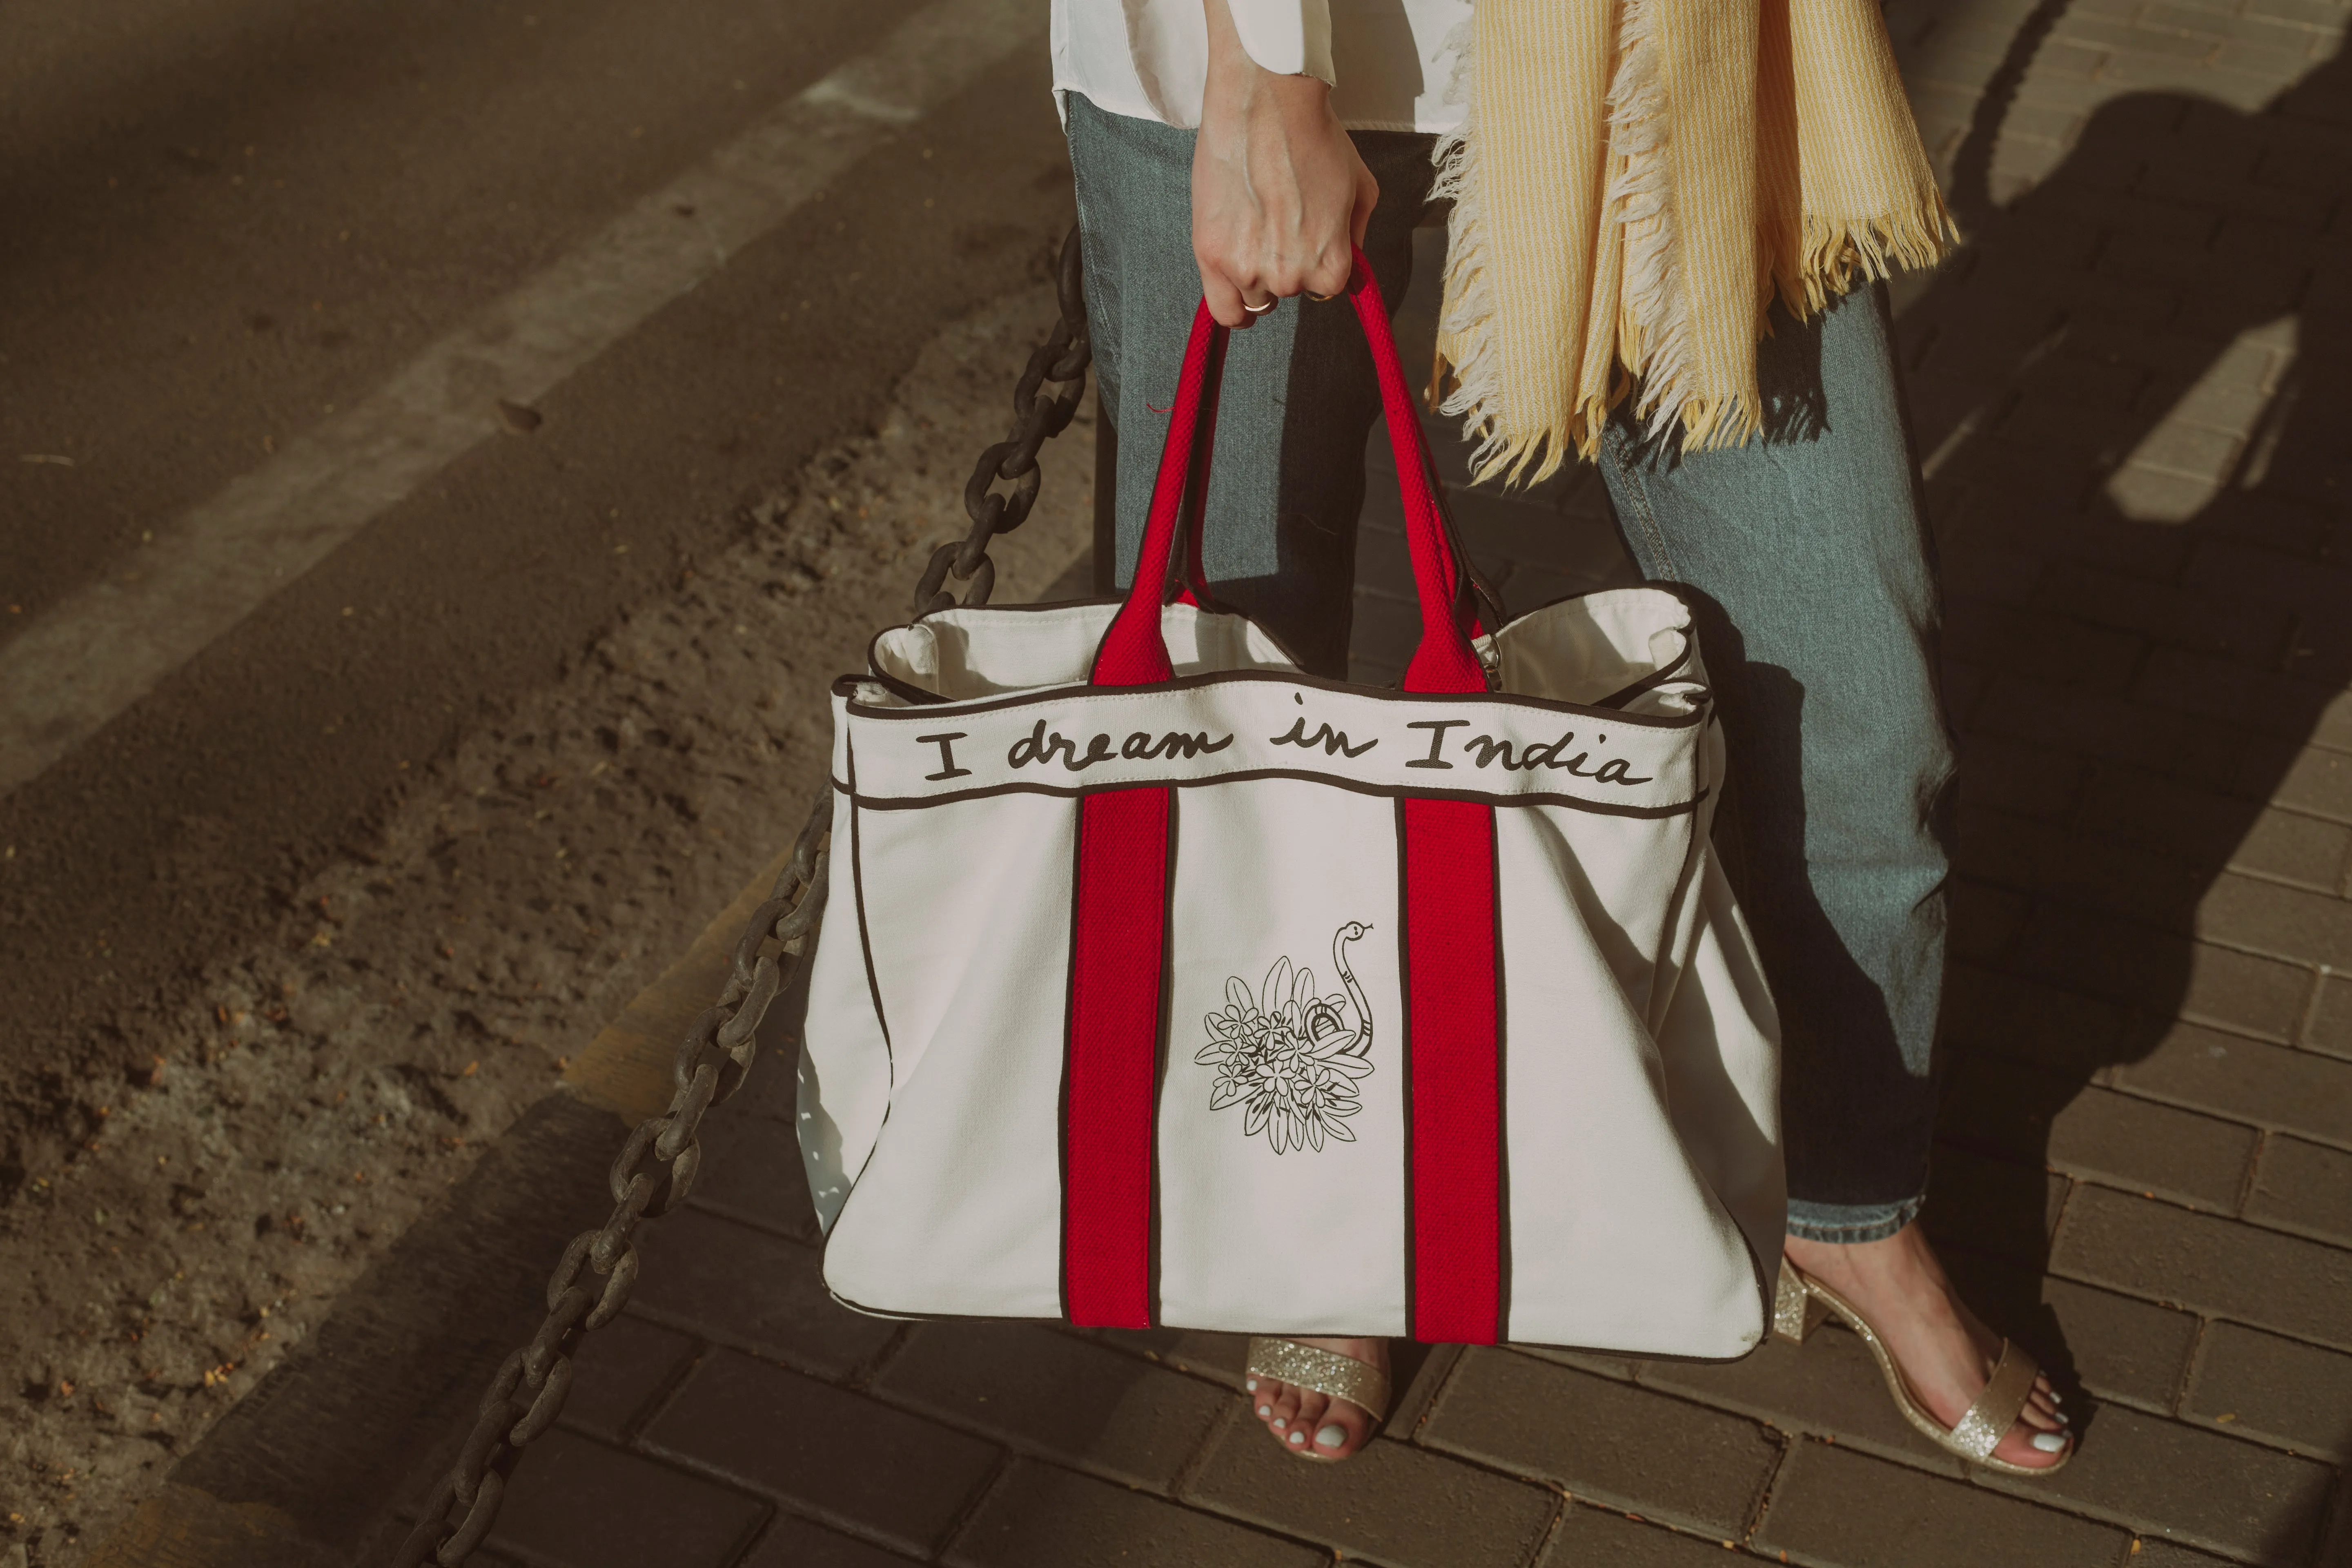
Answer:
[
  {"left": 912, "top": 226, "right": 1092, "bottom": 617},
  {"left": 391, "top": 223, "right": 1090, "bottom": 1568},
  {"left": 389, "top": 796, "right": 829, "bottom": 1568}
]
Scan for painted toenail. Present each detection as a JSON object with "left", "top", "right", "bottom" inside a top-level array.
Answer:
[
  {"left": 1256, "top": 1404, "right": 1272, "bottom": 1417},
  {"left": 2031, "top": 1431, "right": 2067, "bottom": 1453},
  {"left": 1288, "top": 1430, "right": 1306, "bottom": 1445},
  {"left": 1246, "top": 1378, "right": 1258, "bottom": 1392},
  {"left": 1315, "top": 1423, "right": 1348, "bottom": 1449}
]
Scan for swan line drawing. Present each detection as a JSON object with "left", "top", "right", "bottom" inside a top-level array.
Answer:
[{"left": 1196, "top": 922, "right": 1374, "bottom": 1154}]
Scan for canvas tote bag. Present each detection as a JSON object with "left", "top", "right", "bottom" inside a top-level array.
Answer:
[{"left": 796, "top": 254, "right": 1785, "bottom": 1357}]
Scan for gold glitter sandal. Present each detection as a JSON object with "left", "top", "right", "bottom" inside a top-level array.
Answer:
[
  {"left": 1775, "top": 1257, "right": 2072, "bottom": 1477},
  {"left": 1245, "top": 1337, "right": 1391, "bottom": 1463}
]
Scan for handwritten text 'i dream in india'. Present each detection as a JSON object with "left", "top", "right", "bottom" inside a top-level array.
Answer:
[{"left": 913, "top": 696, "right": 1653, "bottom": 786}]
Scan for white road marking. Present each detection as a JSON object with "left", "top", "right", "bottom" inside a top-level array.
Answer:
[{"left": 0, "top": 0, "right": 1036, "bottom": 799}]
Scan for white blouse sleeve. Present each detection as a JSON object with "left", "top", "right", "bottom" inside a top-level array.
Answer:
[
  {"left": 1053, "top": 0, "right": 1340, "bottom": 129},
  {"left": 1228, "top": 0, "right": 1336, "bottom": 86}
]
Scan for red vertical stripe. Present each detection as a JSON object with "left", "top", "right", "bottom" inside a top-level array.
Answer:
[
  {"left": 1062, "top": 786, "right": 1171, "bottom": 1328},
  {"left": 1402, "top": 797, "right": 1503, "bottom": 1344}
]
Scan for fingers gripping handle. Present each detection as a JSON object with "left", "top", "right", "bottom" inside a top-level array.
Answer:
[{"left": 1088, "top": 249, "right": 1487, "bottom": 693}]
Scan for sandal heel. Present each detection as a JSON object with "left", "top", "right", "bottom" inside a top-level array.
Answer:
[
  {"left": 1775, "top": 1258, "right": 2073, "bottom": 1477},
  {"left": 1773, "top": 1256, "right": 1822, "bottom": 1343}
]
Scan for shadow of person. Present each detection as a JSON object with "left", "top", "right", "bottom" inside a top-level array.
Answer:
[{"left": 1893, "top": 0, "right": 2352, "bottom": 1499}]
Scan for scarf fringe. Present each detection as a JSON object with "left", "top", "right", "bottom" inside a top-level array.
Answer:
[
  {"left": 1436, "top": 193, "right": 1955, "bottom": 470},
  {"left": 1788, "top": 196, "right": 1960, "bottom": 315},
  {"left": 1602, "top": 0, "right": 1707, "bottom": 450},
  {"left": 1430, "top": 17, "right": 1547, "bottom": 484},
  {"left": 1673, "top": 194, "right": 1959, "bottom": 450},
  {"left": 1428, "top": 4, "right": 1957, "bottom": 479}
]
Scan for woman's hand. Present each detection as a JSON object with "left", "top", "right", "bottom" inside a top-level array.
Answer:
[{"left": 1192, "top": 0, "right": 1377, "bottom": 327}]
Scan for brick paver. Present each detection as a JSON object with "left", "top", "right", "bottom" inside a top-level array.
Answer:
[
  {"left": 1995, "top": 1399, "right": 2339, "bottom": 1564},
  {"left": 432, "top": 0, "right": 2352, "bottom": 1561},
  {"left": 483, "top": 1427, "right": 766, "bottom": 1568},
  {"left": 1939, "top": 1051, "right": 2261, "bottom": 1209},
  {"left": 2107, "top": 1022, "right": 2352, "bottom": 1143},
  {"left": 553, "top": 1312, "right": 700, "bottom": 1445},
  {"left": 2185, "top": 1321, "right": 2352, "bottom": 1461},
  {"left": 1421, "top": 1352, "right": 1782, "bottom": 1538},
  {"left": 1186, "top": 1413, "right": 1558, "bottom": 1568},
  {"left": 737, "top": 1515, "right": 918, "bottom": 1568},
  {"left": 2134, "top": 1544, "right": 2245, "bottom": 1568},
  {"left": 870, "top": 1321, "right": 1228, "bottom": 1492},
  {"left": 2015, "top": 1271, "right": 2201, "bottom": 1409},
  {"left": 642, "top": 1352, "right": 1000, "bottom": 1556},
  {"left": 2056, "top": 1185, "right": 2352, "bottom": 1350},
  {"left": 687, "top": 1103, "right": 826, "bottom": 1244},
  {"left": 2245, "top": 1134, "right": 2352, "bottom": 1245},
  {"left": 1752, "top": 1440, "right": 2130, "bottom": 1568},
  {"left": 945, "top": 1461, "right": 1325, "bottom": 1568},
  {"left": 1532, "top": 1504, "right": 1751, "bottom": 1567},
  {"left": 630, "top": 1207, "right": 899, "bottom": 1376}
]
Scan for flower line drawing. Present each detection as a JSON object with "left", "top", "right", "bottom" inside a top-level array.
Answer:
[{"left": 1196, "top": 922, "right": 1374, "bottom": 1154}]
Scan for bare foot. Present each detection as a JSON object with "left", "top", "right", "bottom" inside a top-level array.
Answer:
[
  {"left": 1247, "top": 1338, "right": 1388, "bottom": 1459},
  {"left": 1783, "top": 1224, "right": 2070, "bottom": 1469}
]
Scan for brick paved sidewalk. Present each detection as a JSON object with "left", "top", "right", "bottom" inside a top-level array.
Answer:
[{"left": 442, "top": 2, "right": 2352, "bottom": 1564}]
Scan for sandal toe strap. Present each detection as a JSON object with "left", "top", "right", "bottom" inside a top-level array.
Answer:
[
  {"left": 1246, "top": 1338, "right": 1391, "bottom": 1420},
  {"left": 1948, "top": 1340, "right": 2039, "bottom": 1461}
]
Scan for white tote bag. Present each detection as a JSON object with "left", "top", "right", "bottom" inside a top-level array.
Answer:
[{"left": 797, "top": 258, "right": 1784, "bottom": 1357}]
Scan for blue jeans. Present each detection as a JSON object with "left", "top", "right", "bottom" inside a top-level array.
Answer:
[{"left": 1067, "top": 93, "right": 1956, "bottom": 1244}]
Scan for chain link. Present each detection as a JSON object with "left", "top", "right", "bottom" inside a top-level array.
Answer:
[
  {"left": 391, "top": 223, "right": 1089, "bottom": 1568},
  {"left": 913, "top": 227, "right": 1092, "bottom": 617}
]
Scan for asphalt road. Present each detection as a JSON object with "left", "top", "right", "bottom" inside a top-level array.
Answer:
[{"left": 0, "top": 0, "right": 1079, "bottom": 1186}]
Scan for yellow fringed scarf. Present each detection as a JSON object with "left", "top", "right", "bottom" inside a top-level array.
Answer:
[{"left": 1430, "top": 0, "right": 1958, "bottom": 481}]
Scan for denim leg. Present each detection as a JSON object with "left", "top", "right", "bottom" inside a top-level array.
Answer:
[
  {"left": 1072, "top": 94, "right": 1952, "bottom": 1238},
  {"left": 1065, "top": 93, "right": 1435, "bottom": 677},
  {"left": 1596, "top": 285, "right": 1958, "bottom": 1244}
]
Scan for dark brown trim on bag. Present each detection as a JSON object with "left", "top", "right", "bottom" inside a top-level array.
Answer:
[
  {"left": 817, "top": 1279, "right": 1769, "bottom": 1361},
  {"left": 860, "top": 625, "right": 954, "bottom": 706},
  {"left": 1056, "top": 795, "right": 1084, "bottom": 1325},
  {"left": 812, "top": 767, "right": 903, "bottom": 1284},
  {"left": 1147, "top": 791, "right": 1180, "bottom": 1329},
  {"left": 840, "top": 663, "right": 1712, "bottom": 730},
  {"left": 869, "top": 583, "right": 1696, "bottom": 703},
  {"left": 1490, "top": 805, "right": 1512, "bottom": 1347},
  {"left": 1393, "top": 797, "right": 1417, "bottom": 1341},
  {"left": 1591, "top": 643, "right": 1695, "bottom": 712},
  {"left": 845, "top": 737, "right": 894, "bottom": 1068},
  {"left": 846, "top": 770, "right": 1710, "bottom": 820}
]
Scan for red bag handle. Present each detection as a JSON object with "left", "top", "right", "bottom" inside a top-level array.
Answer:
[{"left": 1089, "top": 248, "right": 1488, "bottom": 694}]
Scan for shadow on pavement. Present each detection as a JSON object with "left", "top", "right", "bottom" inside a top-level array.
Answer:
[{"left": 1900, "top": 1, "right": 2352, "bottom": 1531}]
